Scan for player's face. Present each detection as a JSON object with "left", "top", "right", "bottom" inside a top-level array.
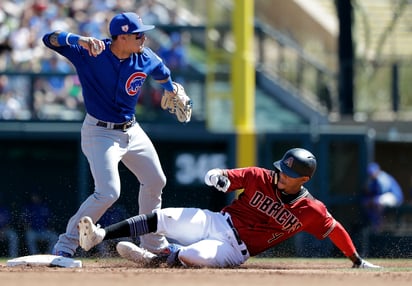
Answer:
[
  {"left": 127, "top": 32, "right": 146, "bottom": 53},
  {"left": 277, "top": 172, "right": 309, "bottom": 194}
]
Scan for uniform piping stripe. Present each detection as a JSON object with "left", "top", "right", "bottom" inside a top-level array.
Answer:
[
  {"left": 66, "top": 33, "right": 72, "bottom": 45},
  {"left": 322, "top": 219, "right": 336, "bottom": 238}
]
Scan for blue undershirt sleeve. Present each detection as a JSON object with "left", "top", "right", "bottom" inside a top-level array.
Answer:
[
  {"left": 160, "top": 78, "right": 174, "bottom": 92},
  {"left": 56, "top": 32, "right": 81, "bottom": 46}
]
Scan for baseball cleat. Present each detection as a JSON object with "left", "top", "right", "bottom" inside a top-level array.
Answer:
[
  {"left": 116, "top": 241, "right": 157, "bottom": 264},
  {"left": 78, "top": 216, "right": 105, "bottom": 251},
  {"left": 155, "top": 243, "right": 183, "bottom": 267},
  {"left": 54, "top": 250, "right": 73, "bottom": 258},
  {"left": 354, "top": 259, "right": 382, "bottom": 269},
  {"left": 154, "top": 243, "right": 181, "bottom": 257},
  {"left": 52, "top": 245, "right": 73, "bottom": 258}
]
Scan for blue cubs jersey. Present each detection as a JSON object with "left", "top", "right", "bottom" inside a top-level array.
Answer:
[{"left": 42, "top": 34, "right": 172, "bottom": 123}]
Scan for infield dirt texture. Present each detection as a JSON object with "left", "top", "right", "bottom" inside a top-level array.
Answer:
[{"left": 1, "top": 258, "right": 411, "bottom": 286}]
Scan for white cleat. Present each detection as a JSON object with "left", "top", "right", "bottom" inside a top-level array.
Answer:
[
  {"left": 116, "top": 241, "right": 157, "bottom": 264},
  {"left": 358, "top": 260, "right": 382, "bottom": 269},
  {"left": 78, "top": 216, "right": 105, "bottom": 251}
]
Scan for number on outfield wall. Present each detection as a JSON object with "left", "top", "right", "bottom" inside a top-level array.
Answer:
[{"left": 175, "top": 153, "right": 227, "bottom": 184}]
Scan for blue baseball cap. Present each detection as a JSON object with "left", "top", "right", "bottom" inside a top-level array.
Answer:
[{"left": 109, "top": 12, "right": 155, "bottom": 36}]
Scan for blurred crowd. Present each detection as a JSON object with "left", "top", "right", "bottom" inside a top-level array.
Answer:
[
  {"left": 0, "top": 0, "right": 193, "bottom": 120},
  {"left": 0, "top": 191, "right": 58, "bottom": 257}
]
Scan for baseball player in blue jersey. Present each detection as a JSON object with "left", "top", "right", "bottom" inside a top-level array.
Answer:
[{"left": 42, "top": 12, "right": 191, "bottom": 257}]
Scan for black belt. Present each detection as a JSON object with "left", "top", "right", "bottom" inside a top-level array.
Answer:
[
  {"left": 224, "top": 214, "right": 248, "bottom": 256},
  {"left": 96, "top": 117, "right": 136, "bottom": 131}
]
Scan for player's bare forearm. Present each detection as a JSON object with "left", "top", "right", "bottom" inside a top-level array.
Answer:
[
  {"left": 47, "top": 30, "right": 83, "bottom": 47},
  {"left": 46, "top": 30, "right": 105, "bottom": 57}
]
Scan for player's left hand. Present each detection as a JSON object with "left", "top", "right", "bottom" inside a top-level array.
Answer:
[
  {"left": 161, "top": 82, "right": 192, "bottom": 123},
  {"left": 204, "top": 169, "right": 230, "bottom": 192},
  {"left": 352, "top": 259, "right": 381, "bottom": 269}
]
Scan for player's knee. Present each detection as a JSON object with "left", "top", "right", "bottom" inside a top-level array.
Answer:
[
  {"left": 107, "top": 191, "right": 121, "bottom": 203},
  {"left": 156, "top": 174, "right": 167, "bottom": 190},
  {"left": 144, "top": 174, "right": 167, "bottom": 192},
  {"left": 94, "top": 189, "right": 120, "bottom": 204},
  {"left": 177, "top": 249, "right": 197, "bottom": 267},
  {"left": 178, "top": 248, "right": 214, "bottom": 267}
]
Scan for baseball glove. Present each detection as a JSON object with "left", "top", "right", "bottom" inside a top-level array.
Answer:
[{"left": 161, "top": 82, "right": 192, "bottom": 123}]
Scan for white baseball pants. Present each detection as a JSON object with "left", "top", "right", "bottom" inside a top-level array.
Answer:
[{"left": 156, "top": 208, "right": 250, "bottom": 267}]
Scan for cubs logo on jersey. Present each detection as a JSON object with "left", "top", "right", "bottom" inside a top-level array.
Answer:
[{"left": 125, "top": 72, "right": 147, "bottom": 96}]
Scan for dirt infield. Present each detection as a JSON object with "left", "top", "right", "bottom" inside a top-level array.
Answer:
[{"left": 1, "top": 258, "right": 411, "bottom": 286}]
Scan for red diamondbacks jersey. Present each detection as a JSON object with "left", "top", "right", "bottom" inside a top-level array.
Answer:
[{"left": 221, "top": 167, "right": 336, "bottom": 256}]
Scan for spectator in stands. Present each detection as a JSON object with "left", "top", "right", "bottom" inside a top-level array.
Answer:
[
  {"left": 138, "top": 0, "right": 170, "bottom": 25},
  {"left": 0, "top": 1, "right": 22, "bottom": 70},
  {"left": 157, "top": 32, "right": 187, "bottom": 72},
  {"left": 362, "top": 162, "right": 404, "bottom": 232},
  {"left": 1, "top": 0, "right": 181, "bottom": 73},
  {"left": 9, "top": 0, "right": 54, "bottom": 71},
  {"left": 157, "top": 31, "right": 189, "bottom": 88},
  {"left": 0, "top": 193, "right": 19, "bottom": 257},
  {"left": 0, "top": 75, "right": 19, "bottom": 119},
  {"left": 0, "top": 22, "right": 12, "bottom": 70},
  {"left": 168, "top": 7, "right": 187, "bottom": 26},
  {"left": 0, "top": 89, "right": 22, "bottom": 119},
  {"left": 22, "top": 193, "right": 59, "bottom": 255},
  {"left": 33, "top": 54, "right": 79, "bottom": 119},
  {"left": 0, "top": 0, "right": 192, "bottom": 120},
  {"left": 0, "top": 74, "right": 32, "bottom": 119}
]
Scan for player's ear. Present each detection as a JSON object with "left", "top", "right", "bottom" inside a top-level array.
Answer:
[{"left": 118, "top": 34, "right": 128, "bottom": 41}]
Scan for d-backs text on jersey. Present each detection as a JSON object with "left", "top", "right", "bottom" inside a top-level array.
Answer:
[{"left": 249, "top": 191, "right": 302, "bottom": 233}]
